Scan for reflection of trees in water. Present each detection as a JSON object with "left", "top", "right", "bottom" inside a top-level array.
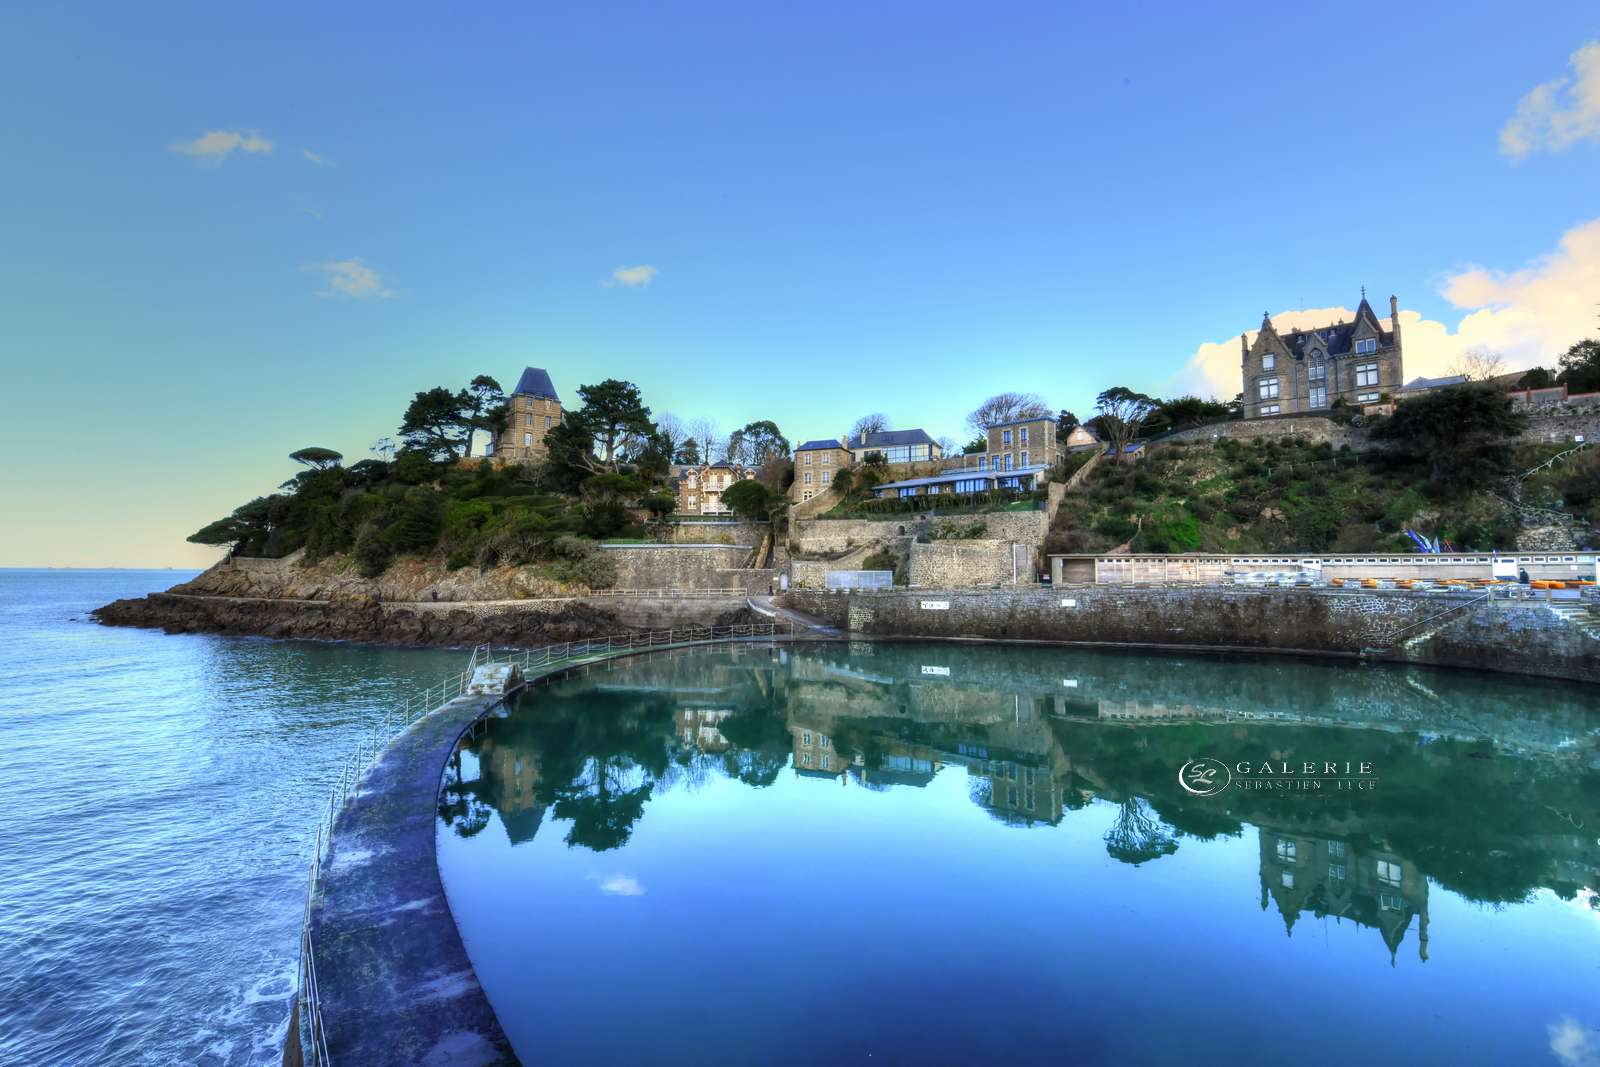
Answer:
[{"left": 1103, "top": 797, "right": 1179, "bottom": 866}]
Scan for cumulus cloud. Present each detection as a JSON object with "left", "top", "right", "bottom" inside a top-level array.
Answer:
[
  {"left": 301, "top": 148, "right": 334, "bottom": 166},
  {"left": 603, "top": 264, "right": 658, "bottom": 288},
  {"left": 305, "top": 259, "right": 394, "bottom": 300},
  {"left": 588, "top": 873, "right": 645, "bottom": 896},
  {"left": 1500, "top": 42, "right": 1600, "bottom": 159},
  {"left": 169, "top": 129, "right": 275, "bottom": 163},
  {"left": 1177, "top": 217, "right": 1600, "bottom": 397},
  {"left": 1549, "top": 1016, "right": 1600, "bottom": 1067}
]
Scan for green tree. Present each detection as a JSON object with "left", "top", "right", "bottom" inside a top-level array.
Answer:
[
  {"left": 1095, "top": 386, "right": 1157, "bottom": 461},
  {"left": 1374, "top": 385, "right": 1527, "bottom": 493},
  {"left": 1515, "top": 367, "right": 1554, "bottom": 390},
  {"left": 675, "top": 436, "right": 702, "bottom": 465},
  {"left": 721, "top": 479, "right": 775, "bottom": 521},
  {"left": 289, "top": 446, "right": 343, "bottom": 470},
  {"left": 1557, "top": 339, "right": 1600, "bottom": 394},
  {"left": 461, "top": 375, "right": 507, "bottom": 458},
  {"left": 399, "top": 386, "right": 471, "bottom": 461},
  {"left": 727, "top": 420, "right": 790, "bottom": 466},
  {"left": 569, "top": 379, "right": 654, "bottom": 473},
  {"left": 1056, "top": 409, "right": 1079, "bottom": 437}
]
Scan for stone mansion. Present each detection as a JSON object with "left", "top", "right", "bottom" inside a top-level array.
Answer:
[{"left": 1241, "top": 293, "right": 1404, "bottom": 419}]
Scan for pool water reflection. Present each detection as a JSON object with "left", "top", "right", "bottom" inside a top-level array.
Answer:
[{"left": 437, "top": 642, "right": 1600, "bottom": 1066}]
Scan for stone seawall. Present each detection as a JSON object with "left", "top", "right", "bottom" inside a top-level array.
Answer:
[
  {"left": 1163, "top": 417, "right": 1369, "bottom": 448},
  {"left": 94, "top": 592, "right": 762, "bottom": 647},
  {"left": 601, "top": 545, "right": 763, "bottom": 590},
  {"left": 780, "top": 587, "right": 1600, "bottom": 683},
  {"left": 792, "top": 511, "right": 1047, "bottom": 555},
  {"left": 907, "top": 540, "right": 1029, "bottom": 588}
]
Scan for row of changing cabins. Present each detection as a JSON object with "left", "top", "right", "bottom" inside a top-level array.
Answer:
[{"left": 1048, "top": 552, "right": 1600, "bottom": 590}]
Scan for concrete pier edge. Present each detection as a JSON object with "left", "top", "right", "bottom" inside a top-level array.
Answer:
[{"left": 303, "top": 635, "right": 804, "bottom": 1067}]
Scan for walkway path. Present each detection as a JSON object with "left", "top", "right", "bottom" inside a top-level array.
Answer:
[{"left": 747, "top": 594, "right": 842, "bottom": 635}]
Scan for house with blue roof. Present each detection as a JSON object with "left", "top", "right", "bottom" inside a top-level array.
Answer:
[
  {"left": 1241, "top": 292, "right": 1405, "bottom": 420},
  {"left": 490, "top": 366, "right": 562, "bottom": 462}
]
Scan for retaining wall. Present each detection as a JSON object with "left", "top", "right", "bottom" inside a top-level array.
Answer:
[
  {"left": 907, "top": 540, "right": 1029, "bottom": 588},
  {"left": 779, "top": 587, "right": 1600, "bottom": 683},
  {"left": 602, "top": 545, "right": 755, "bottom": 590}
]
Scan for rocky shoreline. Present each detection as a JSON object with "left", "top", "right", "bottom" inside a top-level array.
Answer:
[{"left": 94, "top": 591, "right": 763, "bottom": 648}]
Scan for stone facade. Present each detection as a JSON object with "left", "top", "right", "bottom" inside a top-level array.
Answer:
[
  {"left": 676, "top": 463, "right": 756, "bottom": 515},
  {"left": 492, "top": 367, "right": 563, "bottom": 462},
  {"left": 792, "top": 438, "right": 853, "bottom": 504},
  {"left": 907, "top": 540, "right": 1031, "bottom": 588},
  {"left": 600, "top": 545, "right": 769, "bottom": 591},
  {"left": 1163, "top": 416, "right": 1370, "bottom": 448},
  {"left": 1242, "top": 295, "right": 1403, "bottom": 420}
]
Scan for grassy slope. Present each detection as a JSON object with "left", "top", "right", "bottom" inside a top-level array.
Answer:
[{"left": 1043, "top": 436, "right": 1572, "bottom": 556}]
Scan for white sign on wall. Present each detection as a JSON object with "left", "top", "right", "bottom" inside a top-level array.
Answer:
[
  {"left": 921, "top": 665, "right": 951, "bottom": 676},
  {"left": 1060, "top": 598, "right": 1077, "bottom": 608},
  {"left": 1062, "top": 679, "right": 1079, "bottom": 688},
  {"left": 920, "top": 600, "right": 951, "bottom": 610}
]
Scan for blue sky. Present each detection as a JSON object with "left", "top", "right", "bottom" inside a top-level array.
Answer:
[{"left": 3, "top": 3, "right": 1598, "bottom": 565}]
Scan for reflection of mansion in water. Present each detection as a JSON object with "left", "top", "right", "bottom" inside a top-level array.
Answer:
[{"left": 1259, "top": 828, "right": 1429, "bottom": 964}]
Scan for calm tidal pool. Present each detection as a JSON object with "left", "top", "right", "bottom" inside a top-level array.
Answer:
[{"left": 438, "top": 641, "right": 1600, "bottom": 1066}]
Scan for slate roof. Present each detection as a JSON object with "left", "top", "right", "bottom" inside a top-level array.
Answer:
[
  {"left": 796, "top": 438, "right": 846, "bottom": 451},
  {"left": 847, "top": 428, "right": 938, "bottom": 450},
  {"left": 510, "top": 367, "right": 559, "bottom": 400},
  {"left": 1272, "top": 297, "right": 1393, "bottom": 361},
  {"left": 1401, "top": 374, "right": 1467, "bottom": 391}
]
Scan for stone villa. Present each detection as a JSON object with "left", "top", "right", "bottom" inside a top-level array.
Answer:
[
  {"left": 676, "top": 463, "right": 757, "bottom": 515},
  {"left": 1242, "top": 294, "right": 1403, "bottom": 419},
  {"left": 491, "top": 367, "right": 562, "bottom": 461}
]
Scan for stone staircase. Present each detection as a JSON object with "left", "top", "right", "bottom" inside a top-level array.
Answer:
[
  {"left": 1547, "top": 602, "right": 1600, "bottom": 639},
  {"left": 1493, "top": 487, "right": 1582, "bottom": 551},
  {"left": 466, "top": 662, "right": 522, "bottom": 695}
]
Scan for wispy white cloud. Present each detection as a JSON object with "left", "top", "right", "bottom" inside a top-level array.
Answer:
[
  {"left": 169, "top": 129, "right": 275, "bottom": 164},
  {"left": 602, "top": 264, "right": 658, "bottom": 288},
  {"left": 1500, "top": 42, "right": 1600, "bottom": 159},
  {"left": 588, "top": 873, "right": 645, "bottom": 896},
  {"left": 301, "top": 148, "right": 334, "bottom": 167},
  {"left": 1549, "top": 1016, "right": 1600, "bottom": 1067},
  {"left": 1177, "top": 217, "right": 1600, "bottom": 397},
  {"left": 304, "top": 259, "right": 394, "bottom": 300}
]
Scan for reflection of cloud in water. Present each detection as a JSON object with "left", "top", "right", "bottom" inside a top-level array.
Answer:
[
  {"left": 589, "top": 873, "right": 645, "bottom": 897},
  {"left": 1548, "top": 1016, "right": 1600, "bottom": 1067}
]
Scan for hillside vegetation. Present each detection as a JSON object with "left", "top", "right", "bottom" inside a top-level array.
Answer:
[{"left": 1044, "top": 434, "right": 1570, "bottom": 556}]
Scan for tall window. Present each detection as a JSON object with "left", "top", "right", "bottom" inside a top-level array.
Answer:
[
  {"left": 524, "top": 413, "right": 533, "bottom": 427},
  {"left": 821, "top": 453, "right": 830, "bottom": 466},
  {"left": 1020, "top": 451, "right": 1029, "bottom": 467},
  {"left": 1257, "top": 378, "right": 1280, "bottom": 400},
  {"left": 543, "top": 415, "right": 552, "bottom": 429},
  {"left": 1356, "top": 363, "right": 1379, "bottom": 387},
  {"left": 1309, "top": 385, "right": 1327, "bottom": 408},
  {"left": 978, "top": 456, "right": 987, "bottom": 470},
  {"left": 1002, "top": 430, "right": 1012, "bottom": 446},
  {"left": 1262, "top": 353, "right": 1276, "bottom": 370},
  {"left": 523, "top": 432, "right": 533, "bottom": 447},
  {"left": 1020, "top": 426, "right": 1029, "bottom": 444},
  {"left": 803, "top": 453, "right": 812, "bottom": 465},
  {"left": 821, "top": 471, "right": 830, "bottom": 485},
  {"left": 803, "top": 472, "right": 812, "bottom": 485},
  {"left": 1004, "top": 453, "right": 1013, "bottom": 471}
]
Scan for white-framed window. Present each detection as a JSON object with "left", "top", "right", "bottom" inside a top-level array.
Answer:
[
  {"left": 1310, "top": 385, "right": 1327, "bottom": 408},
  {"left": 524, "top": 412, "right": 533, "bottom": 427},
  {"left": 523, "top": 432, "right": 533, "bottom": 447},
  {"left": 1004, "top": 453, "right": 1013, "bottom": 471},
  {"left": 1377, "top": 859, "right": 1402, "bottom": 887},
  {"left": 1357, "top": 391, "right": 1380, "bottom": 403},
  {"left": 1309, "top": 359, "right": 1326, "bottom": 382},
  {"left": 978, "top": 456, "right": 987, "bottom": 470},
  {"left": 1020, "top": 426, "right": 1029, "bottom": 444},
  {"left": 1328, "top": 863, "right": 1347, "bottom": 883},
  {"left": 803, "top": 453, "right": 812, "bottom": 465},
  {"left": 1281, "top": 870, "right": 1295, "bottom": 888},
  {"left": 821, "top": 453, "right": 830, "bottom": 466},
  {"left": 1328, "top": 840, "right": 1346, "bottom": 860},
  {"left": 1356, "top": 338, "right": 1377, "bottom": 354},
  {"left": 1380, "top": 893, "right": 1404, "bottom": 912},
  {"left": 802, "top": 490, "right": 813, "bottom": 501},
  {"left": 1020, "top": 451, "right": 1029, "bottom": 466},
  {"left": 1258, "top": 404, "right": 1281, "bottom": 416},
  {"left": 821, "top": 471, "right": 830, "bottom": 485},
  {"left": 801, "top": 751, "right": 811, "bottom": 767},
  {"left": 1356, "top": 363, "right": 1380, "bottom": 387},
  {"left": 803, "top": 471, "right": 812, "bottom": 485},
  {"left": 802, "top": 731, "right": 812, "bottom": 746},
  {"left": 820, "top": 735, "right": 829, "bottom": 748},
  {"left": 1262, "top": 352, "right": 1276, "bottom": 370},
  {"left": 1277, "top": 839, "right": 1297, "bottom": 863},
  {"left": 1257, "top": 378, "right": 1280, "bottom": 400},
  {"left": 1002, "top": 429, "right": 1012, "bottom": 446}
]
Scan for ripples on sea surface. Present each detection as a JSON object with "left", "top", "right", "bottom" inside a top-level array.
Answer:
[{"left": 0, "top": 569, "right": 465, "bottom": 1066}]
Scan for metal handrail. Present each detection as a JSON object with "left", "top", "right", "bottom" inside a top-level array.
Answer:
[
  {"left": 1520, "top": 440, "right": 1593, "bottom": 480},
  {"left": 1377, "top": 592, "right": 1492, "bottom": 646},
  {"left": 290, "top": 620, "right": 800, "bottom": 1063}
]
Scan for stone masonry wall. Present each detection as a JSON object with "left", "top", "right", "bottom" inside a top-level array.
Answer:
[
  {"left": 1163, "top": 417, "right": 1369, "bottom": 448},
  {"left": 907, "top": 540, "right": 1025, "bottom": 588},
  {"left": 601, "top": 546, "right": 754, "bottom": 590},
  {"left": 780, "top": 587, "right": 1600, "bottom": 683},
  {"left": 793, "top": 511, "right": 1048, "bottom": 556}
]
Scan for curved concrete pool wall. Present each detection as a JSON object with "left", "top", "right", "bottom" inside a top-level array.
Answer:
[{"left": 303, "top": 636, "right": 802, "bottom": 1067}]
